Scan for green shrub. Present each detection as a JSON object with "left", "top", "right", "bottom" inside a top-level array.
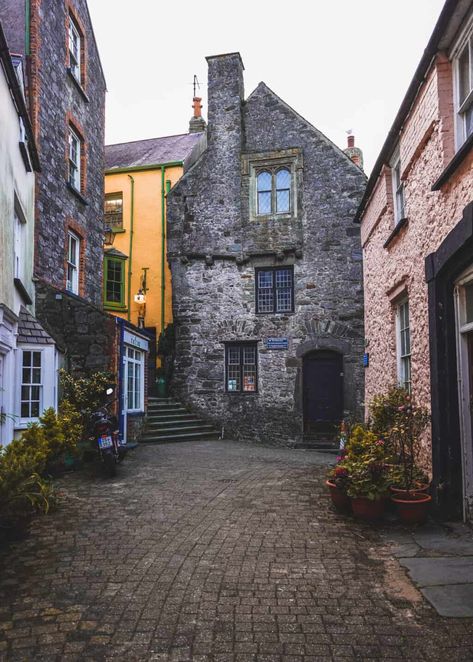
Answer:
[
  {"left": 368, "top": 386, "right": 411, "bottom": 436},
  {"left": 59, "top": 369, "right": 113, "bottom": 428}
]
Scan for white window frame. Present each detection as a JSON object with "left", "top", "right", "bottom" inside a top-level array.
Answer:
[
  {"left": 19, "top": 349, "right": 43, "bottom": 422},
  {"left": 125, "top": 346, "right": 144, "bottom": 413},
  {"left": 68, "top": 127, "right": 81, "bottom": 191},
  {"left": 66, "top": 231, "right": 80, "bottom": 294},
  {"left": 68, "top": 16, "right": 81, "bottom": 82},
  {"left": 13, "top": 197, "right": 27, "bottom": 282},
  {"left": 452, "top": 16, "right": 473, "bottom": 150},
  {"left": 396, "top": 298, "right": 411, "bottom": 393},
  {"left": 16, "top": 346, "right": 58, "bottom": 428},
  {"left": 390, "top": 149, "right": 405, "bottom": 225},
  {"left": 454, "top": 265, "right": 473, "bottom": 520}
]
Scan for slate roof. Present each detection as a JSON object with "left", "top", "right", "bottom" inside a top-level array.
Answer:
[
  {"left": 17, "top": 307, "right": 55, "bottom": 345},
  {"left": 105, "top": 132, "right": 204, "bottom": 171}
]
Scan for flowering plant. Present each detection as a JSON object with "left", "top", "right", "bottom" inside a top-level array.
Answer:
[{"left": 327, "top": 463, "right": 350, "bottom": 493}]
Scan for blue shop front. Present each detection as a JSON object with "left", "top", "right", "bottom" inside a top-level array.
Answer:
[{"left": 117, "top": 319, "right": 151, "bottom": 444}]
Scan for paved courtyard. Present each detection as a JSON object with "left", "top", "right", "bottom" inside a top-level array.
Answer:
[{"left": 1, "top": 440, "right": 473, "bottom": 661}]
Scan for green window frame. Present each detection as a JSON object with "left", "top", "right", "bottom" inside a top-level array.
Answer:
[{"left": 104, "top": 256, "right": 126, "bottom": 309}]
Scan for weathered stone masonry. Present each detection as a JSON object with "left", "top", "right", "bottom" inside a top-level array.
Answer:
[
  {"left": 2, "top": 0, "right": 107, "bottom": 372},
  {"left": 168, "top": 53, "right": 367, "bottom": 445}
]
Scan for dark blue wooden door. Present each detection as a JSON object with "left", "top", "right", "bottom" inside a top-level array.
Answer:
[{"left": 303, "top": 351, "right": 343, "bottom": 431}]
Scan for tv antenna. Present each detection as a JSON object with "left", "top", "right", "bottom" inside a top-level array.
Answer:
[{"left": 193, "top": 75, "right": 201, "bottom": 97}]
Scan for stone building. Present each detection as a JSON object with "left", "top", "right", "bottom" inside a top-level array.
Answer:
[
  {"left": 357, "top": 0, "right": 473, "bottom": 519},
  {"left": 0, "top": 0, "right": 108, "bottom": 371},
  {"left": 0, "top": 20, "right": 57, "bottom": 445},
  {"left": 167, "top": 53, "right": 367, "bottom": 446}
]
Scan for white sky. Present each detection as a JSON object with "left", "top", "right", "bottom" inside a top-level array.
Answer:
[{"left": 88, "top": 0, "right": 445, "bottom": 174}]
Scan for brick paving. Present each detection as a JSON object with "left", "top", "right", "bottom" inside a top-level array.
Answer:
[{"left": 1, "top": 440, "right": 473, "bottom": 661}]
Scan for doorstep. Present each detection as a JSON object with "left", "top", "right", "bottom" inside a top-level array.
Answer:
[{"left": 380, "top": 522, "right": 473, "bottom": 617}]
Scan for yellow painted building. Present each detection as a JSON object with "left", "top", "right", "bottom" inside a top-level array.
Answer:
[{"left": 103, "top": 130, "right": 205, "bottom": 373}]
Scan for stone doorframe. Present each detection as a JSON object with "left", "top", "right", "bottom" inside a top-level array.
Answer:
[
  {"left": 294, "top": 337, "right": 352, "bottom": 430},
  {"left": 425, "top": 202, "right": 473, "bottom": 520}
]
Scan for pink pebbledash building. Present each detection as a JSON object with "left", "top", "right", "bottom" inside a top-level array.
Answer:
[{"left": 357, "top": 0, "right": 473, "bottom": 521}]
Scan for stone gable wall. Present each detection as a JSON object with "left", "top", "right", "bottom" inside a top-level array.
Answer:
[{"left": 168, "top": 55, "right": 366, "bottom": 445}]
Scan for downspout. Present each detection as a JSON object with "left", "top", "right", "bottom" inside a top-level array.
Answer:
[
  {"left": 25, "top": 0, "right": 31, "bottom": 55},
  {"left": 160, "top": 167, "right": 166, "bottom": 333},
  {"left": 127, "top": 175, "right": 135, "bottom": 322}
]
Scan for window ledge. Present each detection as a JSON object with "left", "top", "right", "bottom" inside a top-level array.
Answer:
[
  {"left": 104, "top": 304, "right": 127, "bottom": 312},
  {"left": 383, "top": 217, "right": 409, "bottom": 249},
  {"left": 19, "top": 141, "right": 32, "bottom": 172},
  {"left": 111, "top": 228, "right": 126, "bottom": 234},
  {"left": 225, "top": 391, "right": 258, "bottom": 396},
  {"left": 14, "top": 278, "right": 33, "bottom": 305},
  {"left": 431, "top": 133, "right": 473, "bottom": 191},
  {"left": 66, "top": 182, "right": 88, "bottom": 205},
  {"left": 66, "top": 68, "right": 89, "bottom": 103}
]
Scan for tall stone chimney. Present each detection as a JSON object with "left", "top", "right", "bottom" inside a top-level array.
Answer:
[
  {"left": 189, "top": 97, "right": 206, "bottom": 133},
  {"left": 205, "top": 52, "right": 244, "bottom": 149},
  {"left": 344, "top": 133, "right": 364, "bottom": 170}
]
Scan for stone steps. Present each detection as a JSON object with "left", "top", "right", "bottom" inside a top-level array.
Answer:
[
  {"left": 294, "top": 433, "right": 340, "bottom": 454},
  {"left": 142, "top": 397, "right": 220, "bottom": 444}
]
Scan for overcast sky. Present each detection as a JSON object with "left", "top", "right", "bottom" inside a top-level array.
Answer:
[{"left": 88, "top": 0, "right": 445, "bottom": 174}]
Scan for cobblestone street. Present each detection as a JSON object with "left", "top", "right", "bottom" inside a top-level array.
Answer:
[{"left": 1, "top": 441, "right": 473, "bottom": 661}]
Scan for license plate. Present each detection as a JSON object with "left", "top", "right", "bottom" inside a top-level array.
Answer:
[{"left": 99, "top": 435, "right": 113, "bottom": 449}]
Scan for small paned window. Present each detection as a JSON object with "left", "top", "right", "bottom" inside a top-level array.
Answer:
[
  {"left": 256, "top": 167, "right": 292, "bottom": 216},
  {"left": 21, "top": 350, "right": 42, "bottom": 419},
  {"left": 391, "top": 153, "right": 405, "bottom": 224},
  {"left": 126, "top": 347, "right": 144, "bottom": 411},
  {"left": 226, "top": 343, "right": 257, "bottom": 393},
  {"left": 66, "top": 231, "right": 80, "bottom": 294},
  {"left": 256, "top": 266, "right": 294, "bottom": 314},
  {"left": 104, "top": 257, "right": 125, "bottom": 307},
  {"left": 455, "top": 28, "right": 473, "bottom": 147},
  {"left": 396, "top": 300, "right": 411, "bottom": 393},
  {"left": 104, "top": 193, "right": 123, "bottom": 229},
  {"left": 68, "top": 16, "right": 82, "bottom": 82},
  {"left": 68, "top": 127, "right": 81, "bottom": 191},
  {"left": 13, "top": 203, "right": 26, "bottom": 282}
]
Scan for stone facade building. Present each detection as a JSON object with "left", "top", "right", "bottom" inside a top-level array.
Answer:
[
  {"left": 0, "top": 0, "right": 108, "bottom": 371},
  {"left": 168, "top": 53, "right": 366, "bottom": 446},
  {"left": 357, "top": 0, "right": 473, "bottom": 519}
]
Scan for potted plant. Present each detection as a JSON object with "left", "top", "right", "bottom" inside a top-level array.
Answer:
[
  {"left": 326, "top": 464, "right": 351, "bottom": 511},
  {"left": 336, "top": 426, "right": 390, "bottom": 520},
  {"left": 388, "top": 399, "right": 431, "bottom": 524},
  {"left": 346, "top": 455, "right": 390, "bottom": 520}
]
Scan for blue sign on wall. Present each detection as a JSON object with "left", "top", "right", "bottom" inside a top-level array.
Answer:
[
  {"left": 363, "top": 352, "right": 369, "bottom": 367},
  {"left": 266, "top": 337, "right": 289, "bottom": 350}
]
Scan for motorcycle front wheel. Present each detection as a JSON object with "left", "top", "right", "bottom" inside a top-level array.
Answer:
[{"left": 102, "top": 453, "right": 117, "bottom": 478}]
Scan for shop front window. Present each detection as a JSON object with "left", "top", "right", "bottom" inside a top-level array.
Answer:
[{"left": 126, "top": 346, "right": 144, "bottom": 412}]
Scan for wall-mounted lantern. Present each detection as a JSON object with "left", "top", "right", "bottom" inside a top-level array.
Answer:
[{"left": 103, "top": 226, "right": 115, "bottom": 246}]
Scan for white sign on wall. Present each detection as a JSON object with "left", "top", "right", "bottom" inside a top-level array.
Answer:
[{"left": 123, "top": 330, "right": 149, "bottom": 352}]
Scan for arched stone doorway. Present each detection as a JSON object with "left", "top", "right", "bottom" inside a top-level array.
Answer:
[{"left": 302, "top": 350, "right": 343, "bottom": 432}]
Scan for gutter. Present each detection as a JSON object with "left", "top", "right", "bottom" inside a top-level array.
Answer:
[
  {"left": 354, "top": 0, "right": 460, "bottom": 223},
  {"left": 127, "top": 175, "right": 135, "bottom": 322},
  {"left": 105, "top": 160, "right": 183, "bottom": 176}
]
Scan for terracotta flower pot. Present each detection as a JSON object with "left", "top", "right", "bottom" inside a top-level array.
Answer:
[
  {"left": 391, "top": 491, "right": 431, "bottom": 524},
  {"left": 350, "top": 496, "right": 385, "bottom": 521},
  {"left": 326, "top": 480, "right": 351, "bottom": 511},
  {"left": 390, "top": 481, "right": 430, "bottom": 496}
]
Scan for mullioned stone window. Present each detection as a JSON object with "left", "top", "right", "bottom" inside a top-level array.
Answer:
[{"left": 241, "top": 148, "right": 303, "bottom": 222}]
